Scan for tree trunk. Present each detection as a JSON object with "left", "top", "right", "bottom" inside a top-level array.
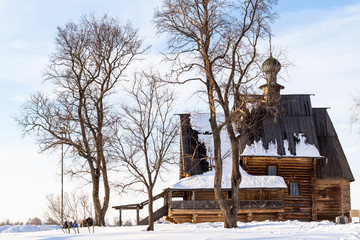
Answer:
[
  {"left": 210, "top": 104, "right": 241, "bottom": 228},
  {"left": 91, "top": 168, "right": 106, "bottom": 226},
  {"left": 100, "top": 163, "right": 110, "bottom": 226},
  {"left": 147, "top": 187, "right": 154, "bottom": 231},
  {"left": 228, "top": 123, "right": 242, "bottom": 228},
  {"left": 210, "top": 118, "right": 233, "bottom": 228}
]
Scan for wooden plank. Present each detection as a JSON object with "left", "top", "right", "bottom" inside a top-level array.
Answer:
[
  {"left": 136, "top": 206, "right": 140, "bottom": 225},
  {"left": 311, "top": 158, "right": 317, "bottom": 221},
  {"left": 119, "top": 210, "right": 122, "bottom": 226},
  {"left": 170, "top": 208, "right": 284, "bottom": 215},
  {"left": 167, "top": 209, "right": 286, "bottom": 223}
]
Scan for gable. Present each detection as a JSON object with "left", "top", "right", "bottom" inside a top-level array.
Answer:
[
  {"left": 312, "top": 108, "right": 354, "bottom": 181},
  {"left": 240, "top": 95, "right": 354, "bottom": 181}
]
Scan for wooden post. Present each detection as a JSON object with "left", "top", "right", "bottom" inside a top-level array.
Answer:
[
  {"left": 311, "top": 158, "right": 318, "bottom": 221},
  {"left": 238, "top": 190, "right": 241, "bottom": 209},
  {"left": 247, "top": 212, "right": 253, "bottom": 222},
  {"left": 192, "top": 213, "right": 198, "bottom": 223},
  {"left": 191, "top": 191, "right": 195, "bottom": 209},
  {"left": 61, "top": 141, "right": 64, "bottom": 228},
  {"left": 136, "top": 206, "right": 140, "bottom": 225},
  {"left": 119, "top": 210, "right": 122, "bottom": 226},
  {"left": 168, "top": 191, "right": 172, "bottom": 209},
  {"left": 340, "top": 181, "right": 346, "bottom": 216},
  {"left": 164, "top": 192, "right": 167, "bottom": 206}
]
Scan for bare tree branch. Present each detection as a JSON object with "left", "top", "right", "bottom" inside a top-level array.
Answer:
[
  {"left": 154, "top": 0, "right": 278, "bottom": 228},
  {"left": 16, "top": 14, "right": 147, "bottom": 226},
  {"left": 110, "top": 70, "right": 178, "bottom": 231}
]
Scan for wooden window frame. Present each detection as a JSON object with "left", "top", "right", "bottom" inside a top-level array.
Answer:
[
  {"left": 267, "top": 165, "right": 277, "bottom": 176},
  {"left": 289, "top": 182, "right": 300, "bottom": 196}
]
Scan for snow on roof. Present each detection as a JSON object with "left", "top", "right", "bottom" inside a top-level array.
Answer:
[
  {"left": 170, "top": 113, "right": 287, "bottom": 190},
  {"left": 242, "top": 133, "right": 322, "bottom": 158},
  {"left": 170, "top": 166, "right": 287, "bottom": 189}
]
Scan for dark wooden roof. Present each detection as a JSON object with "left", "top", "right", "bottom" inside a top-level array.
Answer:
[
  {"left": 312, "top": 108, "right": 354, "bottom": 181},
  {"left": 252, "top": 95, "right": 319, "bottom": 156},
  {"left": 178, "top": 95, "right": 354, "bottom": 182},
  {"left": 243, "top": 95, "right": 354, "bottom": 181}
]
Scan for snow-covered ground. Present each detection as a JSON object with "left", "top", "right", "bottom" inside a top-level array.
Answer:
[{"left": 1, "top": 221, "right": 360, "bottom": 240}]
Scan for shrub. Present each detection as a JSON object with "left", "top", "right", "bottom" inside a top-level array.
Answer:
[{"left": 26, "top": 217, "right": 42, "bottom": 225}]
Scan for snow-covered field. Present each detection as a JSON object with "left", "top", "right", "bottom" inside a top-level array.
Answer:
[{"left": 1, "top": 221, "right": 360, "bottom": 240}]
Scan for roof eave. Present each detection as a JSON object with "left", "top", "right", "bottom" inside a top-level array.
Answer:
[{"left": 241, "top": 154, "right": 326, "bottom": 159}]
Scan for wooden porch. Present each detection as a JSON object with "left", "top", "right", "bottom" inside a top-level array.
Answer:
[
  {"left": 166, "top": 189, "right": 285, "bottom": 223},
  {"left": 113, "top": 188, "right": 286, "bottom": 225}
]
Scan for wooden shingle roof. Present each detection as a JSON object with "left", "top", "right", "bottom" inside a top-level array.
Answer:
[
  {"left": 179, "top": 94, "right": 354, "bottom": 182},
  {"left": 312, "top": 108, "right": 354, "bottom": 181},
  {"left": 243, "top": 94, "right": 354, "bottom": 181}
]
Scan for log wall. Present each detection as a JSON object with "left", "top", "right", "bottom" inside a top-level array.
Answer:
[
  {"left": 166, "top": 208, "right": 284, "bottom": 223},
  {"left": 243, "top": 156, "right": 316, "bottom": 221},
  {"left": 316, "top": 179, "right": 351, "bottom": 221}
]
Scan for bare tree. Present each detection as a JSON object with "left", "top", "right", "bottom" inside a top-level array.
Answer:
[
  {"left": 352, "top": 98, "right": 360, "bottom": 133},
  {"left": 16, "top": 14, "right": 146, "bottom": 226},
  {"left": 111, "top": 71, "right": 178, "bottom": 231},
  {"left": 0, "top": 219, "right": 24, "bottom": 226},
  {"left": 44, "top": 191, "right": 93, "bottom": 233},
  {"left": 44, "top": 193, "right": 72, "bottom": 232},
  {"left": 26, "top": 217, "right": 42, "bottom": 225},
  {"left": 154, "top": 0, "right": 277, "bottom": 228}
]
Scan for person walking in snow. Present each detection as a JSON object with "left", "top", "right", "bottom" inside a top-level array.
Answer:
[
  {"left": 72, "top": 220, "right": 79, "bottom": 233},
  {"left": 72, "top": 220, "right": 78, "bottom": 228}
]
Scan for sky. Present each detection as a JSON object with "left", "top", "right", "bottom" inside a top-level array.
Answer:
[{"left": 1, "top": 0, "right": 360, "bottom": 224}]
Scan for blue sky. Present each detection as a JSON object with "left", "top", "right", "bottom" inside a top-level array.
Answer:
[{"left": 1, "top": 0, "right": 360, "bottom": 223}]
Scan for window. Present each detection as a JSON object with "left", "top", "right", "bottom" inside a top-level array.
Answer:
[
  {"left": 289, "top": 182, "right": 300, "bottom": 196},
  {"left": 268, "top": 166, "right": 277, "bottom": 176}
]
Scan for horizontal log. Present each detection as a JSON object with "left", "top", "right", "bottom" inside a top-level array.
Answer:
[
  {"left": 170, "top": 200, "right": 284, "bottom": 210},
  {"left": 171, "top": 216, "right": 284, "bottom": 223},
  {"left": 170, "top": 208, "right": 284, "bottom": 215},
  {"left": 169, "top": 211, "right": 284, "bottom": 223}
]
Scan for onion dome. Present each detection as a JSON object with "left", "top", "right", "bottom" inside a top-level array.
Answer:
[
  {"left": 259, "top": 54, "right": 284, "bottom": 106},
  {"left": 262, "top": 55, "right": 281, "bottom": 79}
]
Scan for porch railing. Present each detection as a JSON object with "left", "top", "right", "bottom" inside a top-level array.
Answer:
[{"left": 170, "top": 200, "right": 284, "bottom": 210}]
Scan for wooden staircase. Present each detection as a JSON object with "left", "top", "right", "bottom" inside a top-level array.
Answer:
[
  {"left": 113, "top": 191, "right": 168, "bottom": 225},
  {"left": 138, "top": 204, "right": 169, "bottom": 225}
]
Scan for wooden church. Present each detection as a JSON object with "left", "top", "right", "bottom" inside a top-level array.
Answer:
[{"left": 113, "top": 56, "right": 354, "bottom": 224}]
